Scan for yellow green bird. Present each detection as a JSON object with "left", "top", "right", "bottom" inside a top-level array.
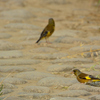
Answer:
[
  {"left": 72, "top": 69, "right": 100, "bottom": 83},
  {"left": 36, "top": 18, "right": 55, "bottom": 43}
]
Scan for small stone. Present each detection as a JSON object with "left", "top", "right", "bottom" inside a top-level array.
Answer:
[
  {"left": 14, "top": 71, "right": 54, "bottom": 80},
  {"left": 20, "top": 30, "right": 39, "bottom": 35},
  {"left": 83, "top": 51, "right": 100, "bottom": 58},
  {"left": 2, "top": 89, "right": 13, "bottom": 94},
  {"left": 33, "top": 47, "right": 58, "bottom": 53},
  {"left": 0, "top": 59, "right": 40, "bottom": 66},
  {"left": 0, "top": 50, "right": 23, "bottom": 59},
  {"left": 23, "top": 86, "right": 50, "bottom": 93},
  {"left": 4, "top": 23, "right": 40, "bottom": 30},
  {"left": 0, "top": 9, "right": 35, "bottom": 19},
  {"left": 30, "top": 7, "right": 52, "bottom": 14},
  {"left": 53, "top": 30, "right": 79, "bottom": 37},
  {"left": 40, "top": 0, "right": 69, "bottom": 4},
  {"left": 18, "top": 92, "right": 50, "bottom": 99},
  {"left": 2, "top": 96, "right": 27, "bottom": 100},
  {"left": 54, "top": 37, "right": 87, "bottom": 44},
  {"left": 81, "top": 64, "right": 100, "bottom": 70},
  {"left": 0, "top": 40, "right": 23, "bottom": 50},
  {"left": 0, "top": 77, "right": 27, "bottom": 85},
  {"left": 68, "top": 83, "right": 100, "bottom": 92},
  {"left": 0, "top": 33, "right": 11, "bottom": 39},
  {"left": 32, "top": 53, "right": 68, "bottom": 60},
  {"left": 69, "top": 45, "right": 100, "bottom": 52},
  {"left": 38, "top": 77, "right": 77, "bottom": 87},
  {"left": 83, "top": 26, "right": 100, "bottom": 30},
  {"left": 57, "top": 90, "right": 90, "bottom": 97},
  {"left": 3, "top": 83, "right": 17, "bottom": 89},
  {"left": 51, "top": 58, "right": 93, "bottom": 64},
  {"left": 89, "top": 95, "right": 100, "bottom": 100},
  {"left": 89, "top": 36, "right": 100, "bottom": 41},
  {"left": 50, "top": 97, "right": 85, "bottom": 100},
  {"left": 47, "top": 64, "right": 73, "bottom": 72},
  {"left": 0, "top": 66, "right": 35, "bottom": 73},
  {"left": 1, "top": 0, "right": 26, "bottom": 7}
]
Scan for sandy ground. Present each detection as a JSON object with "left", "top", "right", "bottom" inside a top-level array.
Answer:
[{"left": 0, "top": 0, "right": 100, "bottom": 100}]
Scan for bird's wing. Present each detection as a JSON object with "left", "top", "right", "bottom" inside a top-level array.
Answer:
[
  {"left": 79, "top": 73, "right": 100, "bottom": 80},
  {"left": 78, "top": 73, "right": 91, "bottom": 80},
  {"left": 88, "top": 75, "right": 100, "bottom": 80},
  {"left": 40, "top": 25, "right": 50, "bottom": 38},
  {"left": 41, "top": 31, "right": 50, "bottom": 38}
]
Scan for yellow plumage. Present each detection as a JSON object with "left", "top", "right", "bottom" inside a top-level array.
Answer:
[
  {"left": 73, "top": 69, "right": 100, "bottom": 83},
  {"left": 36, "top": 18, "right": 55, "bottom": 43}
]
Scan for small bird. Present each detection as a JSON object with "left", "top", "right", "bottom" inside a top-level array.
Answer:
[
  {"left": 36, "top": 18, "right": 55, "bottom": 43},
  {"left": 72, "top": 69, "right": 100, "bottom": 83}
]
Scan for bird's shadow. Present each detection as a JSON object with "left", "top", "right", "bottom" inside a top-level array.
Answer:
[{"left": 86, "top": 81, "right": 100, "bottom": 87}]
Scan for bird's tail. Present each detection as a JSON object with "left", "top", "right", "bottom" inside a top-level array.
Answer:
[
  {"left": 92, "top": 79, "right": 100, "bottom": 82},
  {"left": 36, "top": 38, "right": 41, "bottom": 43}
]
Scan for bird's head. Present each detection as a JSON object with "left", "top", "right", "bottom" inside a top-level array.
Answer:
[
  {"left": 49, "top": 18, "right": 55, "bottom": 26},
  {"left": 72, "top": 69, "right": 81, "bottom": 76}
]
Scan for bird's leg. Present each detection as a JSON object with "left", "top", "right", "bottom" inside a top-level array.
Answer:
[
  {"left": 45, "top": 38, "right": 51, "bottom": 44},
  {"left": 45, "top": 38, "right": 48, "bottom": 43}
]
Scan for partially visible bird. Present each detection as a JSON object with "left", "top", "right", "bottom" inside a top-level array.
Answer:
[
  {"left": 36, "top": 18, "right": 55, "bottom": 43},
  {"left": 72, "top": 69, "right": 100, "bottom": 83}
]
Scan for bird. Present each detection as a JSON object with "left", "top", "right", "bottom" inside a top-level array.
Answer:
[
  {"left": 72, "top": 69, "right": 100, "bottom": 83},
  {"left": 36, "top": 18, "right": 55, "bottom": 43}
]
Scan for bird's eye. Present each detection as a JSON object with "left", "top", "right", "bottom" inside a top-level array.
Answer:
[{"left": 73, "top": 70, "right": 76, "bottom": 72}]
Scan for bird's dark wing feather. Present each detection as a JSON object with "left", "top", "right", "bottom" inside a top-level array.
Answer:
[
  {"left": 40, "top": 31, "right": 48, "bottom": 38},
  {"left": 79, "top": 73, "right": 100, "bottom": 80},
  {"left": 78, "top": 73, "right": 91, "bottom": 79},
  {"left": 88, "top": 75, "right": 100, "bottom": 79}
]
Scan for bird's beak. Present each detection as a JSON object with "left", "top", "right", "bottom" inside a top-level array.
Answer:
[{"left": 71, "top": 71, "right": 74, "bottom": 74}]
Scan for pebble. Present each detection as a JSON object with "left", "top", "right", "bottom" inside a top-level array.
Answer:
[
  {"left": 57, "top": 90, "right": 91, "bottom": 97},
  {"left": 83, "top": 51, "right": 100, "bottom": 58},
  {"left": 14, "top": 71, "right": 54, "bottom": 80},
  {"left": 40, "top": 0, "right": 69, "bottom": 4},
  {"left": 2, "top": 0, "right": 25, "bottom": 7},
  {"left": 19, "top": 30, "right": 39, "bottom": 35},
  {"left": 1, "top": 96, "right": 27, "bottom": 100},
  {"left": 4, "top": 23, "right": 40, "bottom": 30},
  {"left": 30, "top": 7, "right": 52, "bottom": 14},
  {"left": 32, "top": 53, "right": 68, "bottom": 60},
  {"left": 83, "top": 26, "right": 100, "bottom": 30},
  {"left": 89, "top": 36, "right": 100, "bottom": 41},
  {"left": 3, "top": 83, "right": 17, "bottom": 89},
  {"left": 2, "top": 89, "right": 13, "bottom": 94},
  {"left": 0, "top": 50, "right": 23, "bottom": 59},
  {"left": 0, "top": 40, "right": 23, "bottom": 50},
  {"left": 53, "top": 30, "right": 79, "bottom": 37},
  {"left": 0, "top": 9, "right": 35, "bottom": 19},
  {"left": 18, "top": 92, "right": 50, "bottom": 99},
  {"left": 51, "top": 58, "right": 93, "bottom": 64},
  {"left": 0, "top": 66, "right": 35, "bottom": 73},
  {"left": 0, "top": 77, "right": 27, "bottom": 85},
  {"left": 68, "top": 83, "right": 100, "bottom": 92},
  {"left": 21, "top": 35, "right": 39, "bottom": 41},
  {"left": 0, "top": 33, "right": 11, "bottom": 39},
  {"left": 47, "top": 64, "right": 73, "bottom": 72},
  {"left": 81, "top": 64, "right": 100, "bottom": 70},
  {"left": 20, "top": 40, "right": 36, "bottom": 46},
  {"left": 23, "top": 86, "right": 50, "bottom": 93},
  {"left": 54, "top": 37, "right": 87, "bottom": 44},
  {"left": 38, "top": 77, "right": 77, "bottom": 87},
  {"left": 89, "top": 95, "right": 100, "bottom": 100},
  {"left": 0, "top": 59, "right": 40, "bottom": 66},
  {"left": 33, "top": 47, "right": 58, "bottom": 53},
  {"left": 50, "top": 97, "right": 86, "bottom": 100},
  {"left": 69, "top": 45, "right": 100, "bottom": 52}
]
